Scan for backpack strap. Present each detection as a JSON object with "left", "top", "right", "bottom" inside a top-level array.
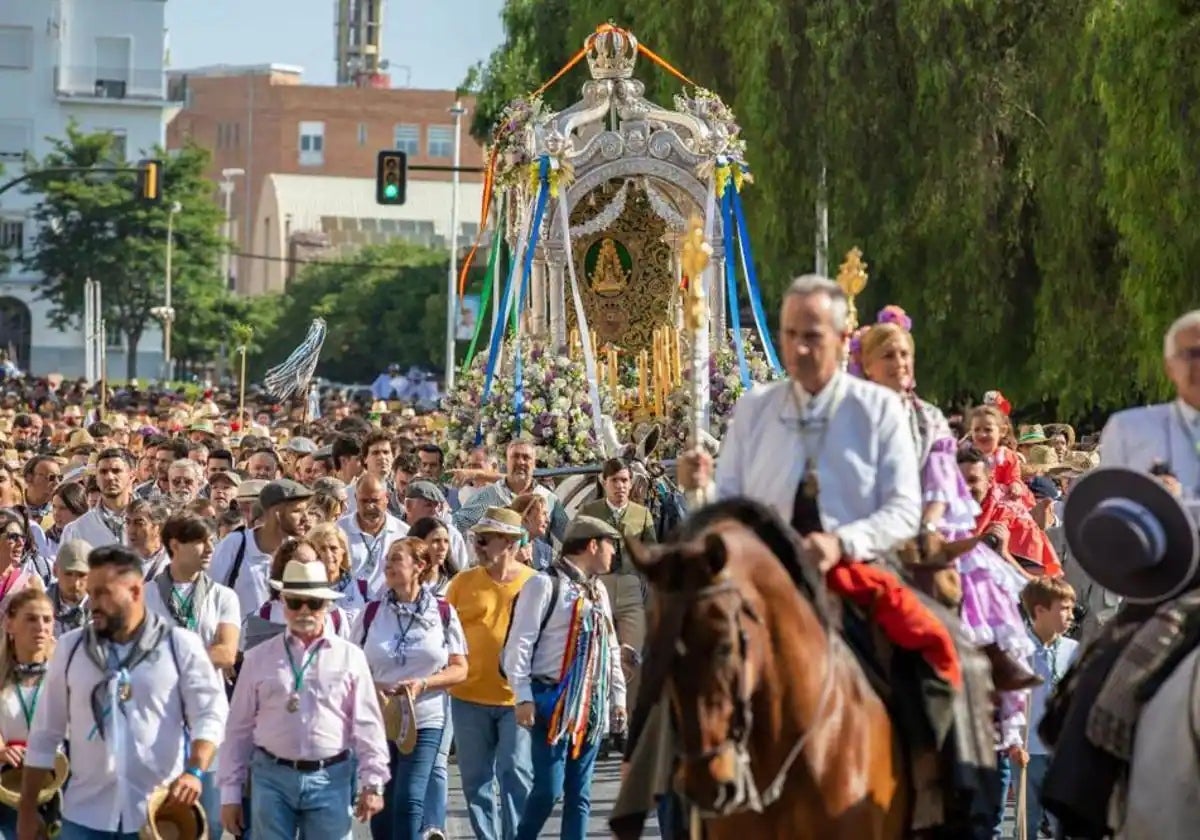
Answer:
[
  {"left": 360, "top": 600, "right": 383, "bottom": 645},
  {"left": 331, "top": 609, "right": 343, "bottom": 635},
  {"left": 64, "top": 633, "right": 86, "bottom": 712},
  {"left": 226, "top": 529, "right": 249, "bottom": 589},
  {"left": 357, "top": 579, "right": 370, "bottom": 600},
  {"left": 498, "top": 567, "right": 560, "bottom": 679},
  {"left": 257, "top": 601, "right": 272, "bottom": 620}
]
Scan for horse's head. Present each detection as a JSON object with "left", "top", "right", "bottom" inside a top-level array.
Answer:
[{"left": 629, "top": 529, "right": 768, "bottom": 814}]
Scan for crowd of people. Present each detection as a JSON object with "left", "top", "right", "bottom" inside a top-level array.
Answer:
[{"left": 0, "top": 285, "right": 1194, "bottom": 840}]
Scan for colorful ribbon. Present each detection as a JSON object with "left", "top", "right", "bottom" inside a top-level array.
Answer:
[
  {"left": 720, "top": 180, "right": 750, "bottom": 388},
  {"left": 462, "top": 195, "right": 506, "bottom": 372},
  {"left": 730, "top": 184, "right": 781, "bottom": 372}
]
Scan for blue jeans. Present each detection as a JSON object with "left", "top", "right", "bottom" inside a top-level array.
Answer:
[
  {"left": 451, "top": 698, "right": 532, "bottom": 840},
  {"left": 1024, "top": 753, "right": 1054, "bottom": 839},
  {"left": 198, "top": 769, "right": 221, "bottom": 838},
  {"left": 0, "top": 804, "right": 16, "bottom": 839},
  {"left": 371, "top": 728, "right": 441, "bottom": 839},
  {"left": 422, "top": 706, "right": 454, "bottom": 831},
  {"left": 515, "top": 712, "right": 602, "bottom": 840},
  {"left": 249, "top": 748, "right": 354, "bottom": 840},
  {"left": 58, "top": 823, "right": 138, "bottom": 840}
]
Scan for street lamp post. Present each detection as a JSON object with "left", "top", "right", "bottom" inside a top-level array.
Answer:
[
  {"left": 218, "top": 168, "right": 245, "bottom": 289},
  {"left": 445, "top": 100, "right": 466, "bottom": 394},
  {"left": 151, "top": 201, "right": 181, "bottom": 381}
]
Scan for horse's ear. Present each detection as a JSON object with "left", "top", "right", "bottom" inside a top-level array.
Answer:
[
  {"left": 639, "top": 424, "right": 662, "bottom": 460},
  {"left": 702, "top": 532, "right": 728, "bottom": 578},
  {"left": 626, "top": 538, "right": 663, "bottom": 579}
]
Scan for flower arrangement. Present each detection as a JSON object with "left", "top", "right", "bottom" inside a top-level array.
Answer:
[
  {"left": 651, "top": 331, "right": 783, "bottom": 458},
  {"left": 443, "top": 340, "right": 617, "bottom": 467},
  {"left": 674, "top": 87, "right": 749, "bottom": 165},
  {"left": 490, "top": 95, "right": 548, "bottom": 190}
]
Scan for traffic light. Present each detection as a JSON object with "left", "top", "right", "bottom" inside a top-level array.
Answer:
[
  {"left": 376, "top": 150, "right": 407, "bottom": 205},
  {"left": 136, "top": 159, "right": 162, "bottom": 203}
]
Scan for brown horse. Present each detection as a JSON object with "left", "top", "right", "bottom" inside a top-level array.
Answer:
[{"left": 627, "top": 501, "right": 909, "bottom": 840}]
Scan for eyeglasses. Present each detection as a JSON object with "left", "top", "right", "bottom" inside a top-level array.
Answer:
[{"left": 284, "top": 596, "right": 325, "bottom": 611}]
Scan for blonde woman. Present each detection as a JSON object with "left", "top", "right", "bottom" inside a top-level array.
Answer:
[
  {"left": 308, "top": 522, "right": 369, "bottom": 621},
  {"left": 248, "top": 538, "right": 351, "bottom": 641},
  {"left": 510, "top": 494, "right": 552, "bottom": 571},
  {"left": 0, "top": 589, "right": 54, "bottom": 835}
]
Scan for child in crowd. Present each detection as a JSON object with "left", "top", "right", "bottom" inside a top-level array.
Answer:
[{"left": 1018, "top": 576, "right": 1079, "bottom": 839}]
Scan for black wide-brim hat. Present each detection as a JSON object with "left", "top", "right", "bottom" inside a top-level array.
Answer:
[{"left": 1064, "top": 467, "right": 1199, "bottom": 603}]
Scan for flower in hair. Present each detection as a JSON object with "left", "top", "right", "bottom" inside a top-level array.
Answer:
[
  {"left": 847, "top": 326, "right": 869, "bottom": 378},
  {"left": 983, "top": 389, "right": 1012, "bottom": 416},
  {"left": 876, "top": 305, "right": 912, "bottom": 332}
]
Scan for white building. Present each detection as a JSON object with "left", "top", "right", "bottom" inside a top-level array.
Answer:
[{"left": 0, "top": 0, "right": 170, "bottom": 378}]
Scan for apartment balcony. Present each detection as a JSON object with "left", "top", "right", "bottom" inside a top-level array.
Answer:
[{"left": 54, "top": 66, "right": 187, "bottom": 107}]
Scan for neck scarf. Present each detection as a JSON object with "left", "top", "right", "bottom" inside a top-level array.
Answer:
[
  {"left": 96, "top": 504, "right": 125, "bottom": 543},
  {"left": 154, "top": 569, "right": 211, "bottom": 631},
  {"left": 49, "top": 584, "right": 87, "bottom": 632},
  {"left": 545, "top": 557, "right": 614, "bottom": 756},
  {"left": 83, "top": 610, "right": 168, "bottom": 740},
  {"left": 13, "top": 661, "right": 47, "bottom": 681}
]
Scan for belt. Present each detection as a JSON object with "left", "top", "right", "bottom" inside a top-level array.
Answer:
[{"left": 257, "top": 747, "right": 350, "bottom": 772}]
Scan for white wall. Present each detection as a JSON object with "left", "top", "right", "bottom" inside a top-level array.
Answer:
[{"left": 0, "top": 0, "right": 168, "bottom": 377}]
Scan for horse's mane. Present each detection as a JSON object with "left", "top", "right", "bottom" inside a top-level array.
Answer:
[{"left": 668, "top": 495, "right": 834, "bottom": 627}]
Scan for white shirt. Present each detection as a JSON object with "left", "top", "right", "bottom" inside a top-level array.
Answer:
[
  {"left": 61, "top": 508, "right": 123, "bottom": 551},
  {"left": 144, "top": 574, "right": 242, "bottom": 647},
  {"left": 501, "top": 563, "right": 626, "bottom": 709},
  {"left": 1101, "top": 399, "right": 1200, "bottom": 496},
  {"left": 26, "top": 625, "right": 228, "bottom": 832},
  {"left": 712, "top": 375, "right": 922, "bottom": 560},
  {"left": 210, "top": 528, "right": 273, "bottom": 617},
  {"left": 353, "top": 588, "right": 467, "bottom": 729},
  {"left": 0, "top": 678, "right": 43, "bottom": 744},
  {"left": 338, "top": 513, "right": 408, "bottom": 597}
]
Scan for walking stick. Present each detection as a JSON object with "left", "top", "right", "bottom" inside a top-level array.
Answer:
[{"left": 232, "top": 323, "right": 253, "bottom": 430}]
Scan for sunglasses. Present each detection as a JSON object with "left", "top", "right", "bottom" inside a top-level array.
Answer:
[
  {"left": 2, "top": 532, "right": 25, "bottom": 543},
  {"left": 284, "top": 596, "right": 326, "bottom": 611}
]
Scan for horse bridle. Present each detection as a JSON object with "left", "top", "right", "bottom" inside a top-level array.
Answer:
[{"left": 665, "top": 575, "right": 836, "bottom": 817}]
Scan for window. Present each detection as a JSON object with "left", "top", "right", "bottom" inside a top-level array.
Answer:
[
  {"left": 0, "top": 120, "right": 31, "bottom": 160},
  {"left": 393, "top": 124, "right": 419, "bottom": 156},
  {"left": 0, "top": 220, "right": 23, "bottom": 254},
  {"left": 101, "top": 129, "right": 127, "bottom": 161},
  {"left": 0, "top": 27, "right": 32, "bottom": 70},
  {"left": 427, "top": 125, "right": 453, "bottom": 159},
  {"left": 357, "top": 123, "right": 368, "bottom": 146},
  {"left": 298, "top": 121, "right": 324, "bottom": 166}
]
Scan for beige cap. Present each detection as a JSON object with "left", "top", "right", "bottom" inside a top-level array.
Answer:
[
  {"left": 236, "top": 479, "right": 268, "bottom": 501},
  {"left": 55, "top": 538, "right": 92, "bottom": 574}
]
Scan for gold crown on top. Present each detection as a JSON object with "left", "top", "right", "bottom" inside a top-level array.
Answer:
[{"left": 587, "top": 26, "right": 639, "bottom": 81}]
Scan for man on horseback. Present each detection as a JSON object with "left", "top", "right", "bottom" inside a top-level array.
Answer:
[
  {"left": 678, "top": 273, "right": 922, "bottom": 568},
  {"left": 611, "top": 274, "right": 983, "bottom": 837}
]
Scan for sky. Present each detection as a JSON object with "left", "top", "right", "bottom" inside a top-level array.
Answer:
[{"left": 165, "top": 0, "right": 506, "bottom": 90}]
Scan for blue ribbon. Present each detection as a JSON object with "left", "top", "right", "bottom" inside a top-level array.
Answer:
[
  {"left": 720, "top": 181, "right": 750, "bottom": 388},
  {"left": 476, "top": 232, "right": 524, "bottom": 445},
  {"left": 512, "top": 158, "right": 552, "bottom": 436},
  {"left": 730, "top": 185, "right": 782, "bottom": 373}
]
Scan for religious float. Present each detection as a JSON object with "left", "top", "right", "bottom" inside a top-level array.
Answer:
[{"left": 444, "top": 23, "right": 786, "bottom": 468}]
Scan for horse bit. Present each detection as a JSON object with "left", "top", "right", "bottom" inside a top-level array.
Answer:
[{"left": 667, "top": 574, "right": 836, "bottom": 817}]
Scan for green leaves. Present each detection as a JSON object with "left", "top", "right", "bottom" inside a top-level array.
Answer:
[
  {"left": 466, "top": 0, "right": 1200, "bottom": 421},
  {"left": 21, "top": 124, "right": 230, "bottom": 379}
]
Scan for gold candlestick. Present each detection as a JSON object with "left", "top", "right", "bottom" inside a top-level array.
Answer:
[
  {"left": 637, "top": 350, "right": 648, "bottom": 407},
  {"left": 680, "top": 216, "right": 712, "bottom": 448},
  {"left": 607, "top": 345, "right": 619, "bottom": 404},
  {"left": 836, "top": 247, "right": 869, "bottom": 336},
  {"left": 569, "top": 328, "right": 580, "bottom": 360}
]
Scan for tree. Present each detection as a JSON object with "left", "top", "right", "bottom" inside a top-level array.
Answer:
[
  {"left": 254, "top": 240, "right": 486, "bottom": 384},
  {"left": 21, "top": 124, "right": 227, "bottom": 379}
]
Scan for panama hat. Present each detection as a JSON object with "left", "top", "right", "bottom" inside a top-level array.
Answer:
[
  {"left": 140, "top": 784, "right": 207, "bottom": 840},
  {"left": 0, "top": 750, "right": 68, "bottom": 809},
  {"left": 1017, "top": 424, "right": 1049, "bottom": 445},
  {"left": 1064, "top": 467, "right": 1200, "bottom": 603},
  {"left": 269, "top": 559, "right": 343, "bottom": 601},
  {"left": 469, "top": 507, "right": 525, "bottom": 538}
]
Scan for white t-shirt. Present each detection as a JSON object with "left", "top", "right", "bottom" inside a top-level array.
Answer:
[
  {"left": 352, "top": 588, "right": 466, "bottom": 730},
  {"left": 209, "top": 528, "right": 272, "bottom": 617},
  {"left": 143, "top": 575, "right": 241, "bottom": 647},
  {"left": 0, "top": 679, "right": 43, "bottom": 744}
]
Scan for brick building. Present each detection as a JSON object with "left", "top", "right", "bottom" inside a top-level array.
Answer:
[{"left": 166, "top": 65, "right": 486, "bottom": 295}]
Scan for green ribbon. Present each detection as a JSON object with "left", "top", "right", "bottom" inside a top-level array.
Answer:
[{"left": 462, "top": 196, "right": 507, "bottom": 372}]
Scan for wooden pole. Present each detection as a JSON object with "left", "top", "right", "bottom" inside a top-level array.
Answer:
[{"left": 238, "top": 346, "right": 247, "bottom": 427}]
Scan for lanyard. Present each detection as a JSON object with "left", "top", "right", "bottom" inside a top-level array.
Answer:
[
  {"left": 284, "top": 638, "right": 322, "bottom": 694},
  {"left": 390, "top": 591, "right": 426, "bottom": 663},
  {"left": 361, "top": 531, "right": 385, "bottom": 576},
  {"left": 170, "top": 587, "right": 197, "bottom": 630},
  {"left": 15, "top": 680, "right": 41, "bottom": 729}
]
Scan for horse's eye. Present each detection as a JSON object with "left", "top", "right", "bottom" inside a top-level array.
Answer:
[{"left": 713, "top": 641, "right": 735, "bottom": 658}]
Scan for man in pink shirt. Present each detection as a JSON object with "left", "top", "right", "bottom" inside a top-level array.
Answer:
[{"left": 219, "top": 560, "right": 390, "bottom": 839}]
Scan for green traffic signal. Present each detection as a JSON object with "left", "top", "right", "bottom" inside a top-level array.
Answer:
[
  {"left": 375, "top": 150, "right": 407, "bottom": 205},
  {"left": 384, "top": 183, "right": 399, "bottom": 200}
]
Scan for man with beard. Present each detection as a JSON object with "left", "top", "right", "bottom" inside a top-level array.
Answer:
[
  {"left": 219, "top": 559, "right": 388, "bottom": 840},
  {"left": 136, "top": 438, "right": 187, "bottom": 501},
  {"left": 20, "top": 454, "right": 61, "bottom": 530},
  {"left": 17, "top": 545, "right": 227, "bottom": 839},
  {"left": 211, "top": 479, "right": 313, "bottom": 617},
  {"left": 48, "top": 539, "right": 91, "bottom": 636},
  {"left": 337, "top": 475, "right": 407, "bottom": 598},
  {"left": 453, "top": 440, "right": 568, "bottom": 543},
  {"left": 61, "top": 448, "right": 135, "bottom": 549},
  {"left": 166, "top": 459, "right": 204, "bottom": 506}
]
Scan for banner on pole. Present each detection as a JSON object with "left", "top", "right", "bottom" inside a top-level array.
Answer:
[{"left": 456, "top": 295, "right": 480, "bottom": 342}]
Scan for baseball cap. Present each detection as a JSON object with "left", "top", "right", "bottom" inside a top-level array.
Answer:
[
  {"left": 563, "top": 515, "right": 621, "bottom": 544},
  {"left": 405, "top": 480, "right": 446, "bottom": 505},
  {"left": 259, "top": 478, "right": 314, "bottom": 509},
  {"left": 56, "top": 538, "right": 93, "bottom": 574}
]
